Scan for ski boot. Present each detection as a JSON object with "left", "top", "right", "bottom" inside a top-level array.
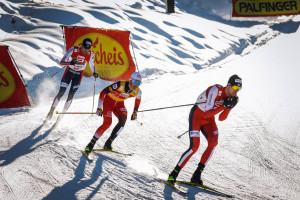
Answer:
[
  {"left": 168, "top": 166, "right": 181, "bottom": 184},
  {"left": 84, "top": 137, "right": 97, "bottom": 155},
  {"left": 191, "top": 163, "right": 205, "bottom": 185},
  {"left": 103, "top": 139, "right": 113, "bottom": 150}
]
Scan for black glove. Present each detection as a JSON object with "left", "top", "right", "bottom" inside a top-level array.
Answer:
[
  {"left": 223, "top": 96, "right": 239, "bottom": 109},
  {"left": 93, "top": 72, "right": 98, "bottom": 78},
  {"left": 70, "top": 58, "right": 77, "bottom": 65},
  {"left": 131, "top": 112, "right": 137, "bottom": 120}
]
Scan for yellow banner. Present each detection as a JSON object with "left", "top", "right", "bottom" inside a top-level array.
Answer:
[{"left": 233, "top": 0, "right": 300, "bottom": 16}]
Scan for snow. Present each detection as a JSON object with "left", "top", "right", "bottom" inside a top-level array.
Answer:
[{"left": 1, "top": 0, "right": 300, "bottom": 199}]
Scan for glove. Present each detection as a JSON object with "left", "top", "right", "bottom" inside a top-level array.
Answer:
[
  {"left": 223, "top": 96, "right": 239, "bottom": 109},
  {"left": 223, "top": 96, "right": 239, "bottom": 108},
  {"left": 93, "top": 72, "right": 98, "bottom": 78},
  {"left": 131, "top": 112, "right": 137, "bottom": 120},
  {"left": 70, "top": 58, "right": 77, "bottom": 65},
  {"left": 96, "top": 108, "right": 103, "bottom": 116}
]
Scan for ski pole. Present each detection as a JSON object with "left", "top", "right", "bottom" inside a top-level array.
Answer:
[
  {"left": 49, "top": 66, "right": 67, "bottom": 78},
  {"left": 56, "top": 111, "right": 96, "bottom": 114},
  {"left": 177, "top": 130, "right": 189, "bottom": 139},
  {"left": 137, "top": 102, "right": 204, "bottom": 113},
  {"left": 92, "top": 77, "right": 96, "bottom": 114}
]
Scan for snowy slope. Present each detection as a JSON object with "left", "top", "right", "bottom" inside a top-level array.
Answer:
[{"left": 1, "top": 0, "right": 300, "bottom": 199}]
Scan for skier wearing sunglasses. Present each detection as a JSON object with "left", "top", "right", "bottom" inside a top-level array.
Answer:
[
  {"left": 168, "top": 74, "right": 242, "bottom": 185},
  {"left": 84, "top": 72, "right": 142, "bottom": 155}
]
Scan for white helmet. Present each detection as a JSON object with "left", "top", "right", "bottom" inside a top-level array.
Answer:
[{"left": 130, "top": 72, "right": 142, "bottom": 82}]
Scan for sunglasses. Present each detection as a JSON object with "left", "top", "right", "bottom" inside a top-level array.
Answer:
[
  {"left": 132, "top": 80, "right": 141, "bottom": 86},
  {"left": 232, "top": 85, "right": 242, "bottom": 91}
]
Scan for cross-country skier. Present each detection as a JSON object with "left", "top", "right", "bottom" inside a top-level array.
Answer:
[
  {"left": 84, "top": 71, "right": 142, "bottom": 155},
  {"left": 167, "top": 75, "right": 242, "bottom": 185},
  {"left": 46, "top": 38, "right": 98, "bottom": 120}
]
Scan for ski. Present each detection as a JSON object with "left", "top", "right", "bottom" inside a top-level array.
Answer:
[
  {"left": 160, "top": 179, "right": 188, "bottom": 195},
  {"left": 176, "top": 180, "right": 233, "bottom": 198},
  {"left": 52, "top": 115, "right": 64, "bottom": 129},
  {"left": 92, "top": 149, "right": 134, "bottom": 156},
  {"left": 80, "top": 150, "right": 93, "bottom": 162},
  {"left": 42, "top": 119, "right": 49, "bottom": 126},
  {"left": 42, "top": 118, "right": 52, "bottom": 127}
]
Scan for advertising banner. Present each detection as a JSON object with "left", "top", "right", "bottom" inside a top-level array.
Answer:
[
  {"left": 63, "top": 26, "right": 136, "bottom": 81},
  {"left": 0, "top": 46, "right": 31, "bottom": 108},
  {"left": 232, "top": 0, "right": 300, "bottom": 17}
]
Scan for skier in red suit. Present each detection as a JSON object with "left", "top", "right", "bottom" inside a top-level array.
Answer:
[
  {"left": 168, "top": 74, "right": 242, "bottom": 185},
  {"left": 46, "top": 38, "right": 98, "bottom": 120},
  {"left": 84, "top": 72, "right": 142, "bottom": 155}
]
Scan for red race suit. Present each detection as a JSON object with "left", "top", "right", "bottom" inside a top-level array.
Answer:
[
  {"left": 94, "top": 81, "right": 142, "bottom": 138},
  {"left": 177, "top": 84, "right": 232, "bottom": 168}
]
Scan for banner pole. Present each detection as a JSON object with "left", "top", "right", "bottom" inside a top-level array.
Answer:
[
  {"left": 7, "top": 47, "right": 26, "bottom": 85},
  {"left": 129, "top": 33, "right": 140, "bottom": 72},
  {"left": 60, "top": 25, "right": 67, "bottom": 53}
]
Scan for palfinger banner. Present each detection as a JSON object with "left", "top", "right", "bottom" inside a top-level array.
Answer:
[
  {"left": 0, "top": 46, "right": 31, "bottom": 108},
  {"left": 232, "top": 0, "right": 300, "bottom": 17},
  {"left": 63, "top": 26, "right": 136, "bottom": 81}
]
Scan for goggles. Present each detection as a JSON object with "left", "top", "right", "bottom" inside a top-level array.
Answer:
[
  {"left": 232, "top": 85, "right": 242, "bottom": 91},
  {"left": 132, "top": 80, "right": 141, "bottom": 86}
]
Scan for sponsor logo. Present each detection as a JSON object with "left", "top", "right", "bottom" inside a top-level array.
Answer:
[
  {"left": 0, "top": 62, "right": 16, "bottom": 103},
  {"left": 112, "top": 83, "right": 118, "bottom": 90},
  {"left": 235, "top": 79, "right": 242, "bottom": 84},
  {"left": 190, "top": 131, "right": 200, "bottom": 137},
  {"left": 119, "top": 93, "right": 129, "bottom": 98},
  {"left": 74, "top": 33, "right": 129, "bottom": 79},
  {"left": 234, "top": 0, "right": 300, "bottom": 16},
  {"left": 218, "top": 91, "right": 222, "bottom": 96},
  {"left": 76, "top": 55, "right": 85, "bottom": 63},
  {"left": 208, "top": 94, "right": 212, "bottom": 106}
]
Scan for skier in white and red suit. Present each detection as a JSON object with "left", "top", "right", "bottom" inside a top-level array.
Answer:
[
  {"left": 46, "top": 38, "right": 98, "bottom": 120},
  {"left": 168, "top": 74, "right": 242, "bottom": 185},
  {"left": 84, "top": 72, "right": 142, "bottom": 155}
]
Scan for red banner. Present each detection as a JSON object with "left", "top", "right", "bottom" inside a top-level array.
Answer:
[
  {"left": 63, "top": 26, "right": 136, "bottom": 81},
  {"left": 0, "top": 46, "right": 31, "bottom": 108},
  {"left": 232, "top": 0, "right": 300, "bottom": 17}
]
